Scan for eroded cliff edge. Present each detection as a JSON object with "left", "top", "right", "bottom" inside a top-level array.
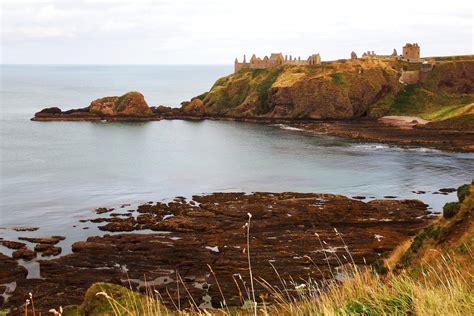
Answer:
[{"left": 156, "top": 57, "right": 474, "bottom": 122}]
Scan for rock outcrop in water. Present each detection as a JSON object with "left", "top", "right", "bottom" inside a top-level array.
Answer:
[
  {"left": 4, "top": 192, "right": 432, "bottom": 314},
  {"left": 32, "top": 91, "right": 157, "bottom": 121}
]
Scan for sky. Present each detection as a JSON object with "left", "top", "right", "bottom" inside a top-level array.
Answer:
[{"left": 1, "top": 0, "right": 473, "bottom": 64}]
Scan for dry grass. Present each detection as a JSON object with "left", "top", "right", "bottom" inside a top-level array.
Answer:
[
  {"left": 83, "top": 250, "right": 472, "bottom": 316},
  {"left": 86, "top": 217, "right": 473, "bottom": 316}
]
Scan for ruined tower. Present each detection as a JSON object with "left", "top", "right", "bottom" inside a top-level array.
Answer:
[{"left": 402, "top": 43, "right": 420, "bottom": 62}]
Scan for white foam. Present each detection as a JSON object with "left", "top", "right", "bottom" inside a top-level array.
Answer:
[{"left": 205, "top": 246, "right": 219, "bottom": 253}]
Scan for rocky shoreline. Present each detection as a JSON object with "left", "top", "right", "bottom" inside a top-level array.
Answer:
[
  {"left": 31, "top": 106, "right": 474, "bottom": 152},
  {"left": 1, "top": 192, "right": 433, "bottom": 314}
]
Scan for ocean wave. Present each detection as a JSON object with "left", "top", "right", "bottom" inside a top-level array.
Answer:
[
  {"left": 353, "top": 143, "right": 442, "bottom": 153},
  {"left": 272, "top": 124, "right": 305, "bottom": 131}
]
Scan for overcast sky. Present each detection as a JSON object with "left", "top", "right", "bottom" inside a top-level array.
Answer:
[{"left": 1, "top": 0, "right": 473, "bottom": 64}]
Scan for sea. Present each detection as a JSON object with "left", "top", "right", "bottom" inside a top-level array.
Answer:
[{"left": 1, "top": 65, "right": 473, "bottom": 254}]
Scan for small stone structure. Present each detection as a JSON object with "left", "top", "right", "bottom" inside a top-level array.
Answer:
[
  {"left": 399, "top": 61, "right": 434, "bottom": 84},
  {"left": 234, "top": 52, "right": 321, "bottom": 72},
  {"left": 402, "top": 43, "right": 420, "bottom": 62}
]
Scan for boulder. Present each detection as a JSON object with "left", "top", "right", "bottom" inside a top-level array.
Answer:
[
  {"left": 89, "top": 92, "right": 153, "bottom": 117},
  {"left": 12, "top": 248, "right": 36, "bottom": 261}
]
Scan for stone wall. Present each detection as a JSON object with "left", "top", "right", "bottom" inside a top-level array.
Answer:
[{"left": 399, "top": 70, "right": 420, "bottom": 84}]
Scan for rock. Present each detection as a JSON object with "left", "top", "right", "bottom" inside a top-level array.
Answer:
[
  {"left": 19, "top": 236, "right": 65, "bottom": 245},
  {"left": 34, "top": 107, "right": 62, "bottom": 116},
  {"left": 34, "top": 243, "right": 62, "bottom": 257},
  {"left": 6, "top": 192, "right": 432, "bottom": 314},
  {"left": 439, "top": 188, "right": 456, "bottom": 193},
  {"left": 352, "top": 196, "right": 366, "bottom": 200},
  {"left": 90, "top": 92, "right": 152, "bottom": 117},
  {"left": 32, "top": 92, "right": 157, "bottom": 121},
  {"left": 98, "top": 217, "right": 137, "bottom": 232},
  {"left": 0, "top": 253, "right": 27, "bottom": 283},
  {"left": 12, "top": 226, "right": 39, "bottom": 232},
  {"left": 34, "top": 243, "right": 52, "bottom": 252},
  {"left": 42, "top": 247, "right": 62, "bottom": 257},
  {"left": 0, "top": 240, "right": 27, "bottom": 250},
  {"left": 95, "top": 207, "right": 114, "bottom": 214},
  {"left": 12, "top": 248, "right": 36, "bottom": 261}
]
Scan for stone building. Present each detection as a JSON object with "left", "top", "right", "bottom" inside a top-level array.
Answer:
[
  {"left": 402, "top": 43, "right": 420, "bottom": 62},
  {"left": 308, "top": 54, "right": 321, "bottom": 65},
  {"left": 234, "top": 52, "right": 321, "bottom": 73}
]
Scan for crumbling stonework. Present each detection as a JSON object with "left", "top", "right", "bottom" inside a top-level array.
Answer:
[
  {"left": 403, "top": 43, "right": 420, "bottom": 62},
  {"left": 235, "top": 52, "right": 321, "bottom": 72}
]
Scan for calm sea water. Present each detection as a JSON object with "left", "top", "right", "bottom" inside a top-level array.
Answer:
[{"left": 1, "top": 65, "right": 473, "bottom": 252}]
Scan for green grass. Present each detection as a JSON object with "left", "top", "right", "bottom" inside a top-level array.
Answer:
[
  {"left": 387, "top": 83, "right": 474, "bottom": 119},
  {"left": 329, "top": 72, "right": 344, "bottom": 85},
  {"left": 114, "top": 94, "right": 127, "bottom": 112}
]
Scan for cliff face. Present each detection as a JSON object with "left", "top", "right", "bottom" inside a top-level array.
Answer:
[
  {"left": 175, "top": 60, "right": 402, "bottom": 119},
  {"left": 159, "top": 58, "right": 474, "bottom": 120}
]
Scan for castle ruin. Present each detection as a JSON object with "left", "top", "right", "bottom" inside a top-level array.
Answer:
[
  {"left": 234, "top": 43, "right": 423, "bottom": 73},
  {"left": 234, "top": 52, "right": 321, "bottom": 73},
  {"left": 402, "top": 43, "right": 420, "bottom": 62}
]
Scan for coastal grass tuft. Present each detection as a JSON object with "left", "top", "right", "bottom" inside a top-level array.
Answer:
[
  {"left": 329, "top": 72, "right": 344, "bottom": 85},
  {"left": 77, "top": 251, "right": 473, "bottom": 316},
  {"left": 443, "top": 202, "right": 460, "bottom": 219}
]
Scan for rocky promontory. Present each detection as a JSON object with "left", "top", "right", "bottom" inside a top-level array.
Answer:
[
  {"left": 32, "top": 91, "right": 158, "bottom": 121},
  {"left": 155, "top": 58, "right": 474, "bottom": 120},
  {"left": 31, "top": 58, "right": 474, "bottom": 151}
]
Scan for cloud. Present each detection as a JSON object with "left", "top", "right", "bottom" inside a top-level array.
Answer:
[
  {"left": 17, "top": 26, "right": 75, "bottom": 38},
  {"left": 1, "top": 0, "right": 472, "bottom": 64}
]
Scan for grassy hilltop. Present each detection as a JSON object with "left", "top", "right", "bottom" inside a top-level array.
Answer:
[{"left": 162, "top": 56, "right": 474, "bottom": 126}]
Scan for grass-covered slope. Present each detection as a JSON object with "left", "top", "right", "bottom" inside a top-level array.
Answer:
[
  {"left": 191, "top": 59, "right": 403, "bottom": 119},
  {"left": 166, "top": 57, "right": 474, "bottom": 122}
]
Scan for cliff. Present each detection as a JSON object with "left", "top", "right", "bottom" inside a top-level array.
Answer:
[{"left": 157, "top": 57, "right": 474, "bottom": 121}]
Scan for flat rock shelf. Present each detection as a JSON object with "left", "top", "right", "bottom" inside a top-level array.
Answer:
[{"left": 3, "top": 192, "right": 432, "bottom": 314}]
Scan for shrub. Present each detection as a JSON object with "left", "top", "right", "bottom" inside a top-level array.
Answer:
[
  {"left": 443, "top": 202, "right": 460, "bottom": 219},
  {"left": 457, "top": 184, "right": 470, "bottom": 202},
  {"left": 330, "top": 72, "right": 344, "bottom": 85},
  {"left": 371, "top": 259, "right": 389, "bottom": 275}
]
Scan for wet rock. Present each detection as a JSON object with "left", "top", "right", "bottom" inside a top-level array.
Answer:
[
  {"left": 34, "top": 243, "right": 62, "bottom": 256},
  {"left": 95, "top": 207, "right": 114, "bottom": 214},
  {"left": 42, "top": 246, "right": 62, "bottom": 257},
  {"left": 12, "top": 226, "right": 39, "bottom": 232},
  {"left": 12, "top": 248, "right": 36, "bottom": 261},
  {"left": 439, "top": 188, "right": 456, "bottom": 193},
  {"left": 98, "top": 217, "right": 137, "bottom": 232},
  {"left": 0, "top": 240, "right": 26, "bottom": 250},
  {"left": 0, "top": 253, "right": 27, "bottom": 283},
  {"left": 34, "top": 243, "right": 52, "bottom": 252},
  {"left": 6, "top": 192, "right": 432, "bottom": 314},
  {"left": 18, "top": 236, "right": 65, "bottom": 245}
]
